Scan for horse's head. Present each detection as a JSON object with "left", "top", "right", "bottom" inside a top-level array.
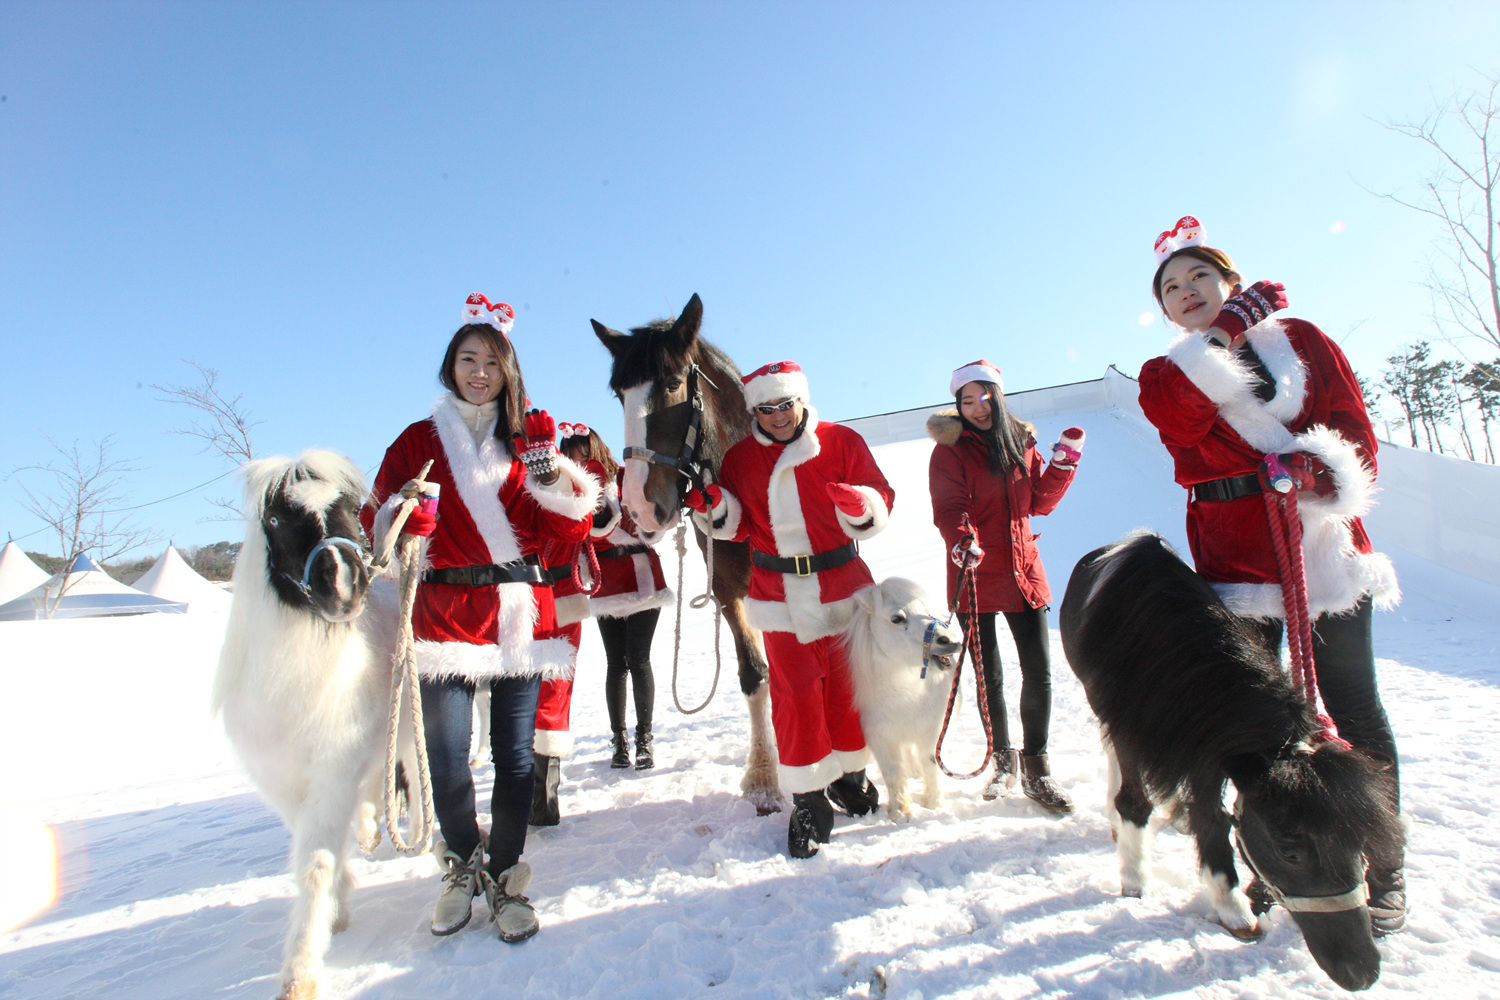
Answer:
[
  {"left": 243, "top": 450, "right": 372, "bottom": 623},
  {"left": 1229, "top": 742, "right": 1404, "bottom": 991},
  {"left": 848, "top": 578, "right": 964, "bottom": 677},
  {"left": 593, "top": 293, "right": 748, "bottom": 541}
]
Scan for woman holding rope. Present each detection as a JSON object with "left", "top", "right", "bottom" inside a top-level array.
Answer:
[
  {"left": 362, "top": 294, "right": 600, "bottom": 943},
  {"left": 558, "top": 424, "right": 673, "bottom": 771},
  {"left": 1138, "top": 217, "right": 1405, "bottom": 935},
  {"left": 928, "top": 360, "right": 1083, "bottom": 812},
  {"left": 685, "top": 360, "right": 894, "bottom": 859}
]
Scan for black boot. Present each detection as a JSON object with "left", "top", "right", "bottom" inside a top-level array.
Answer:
[
  {"left": 609, "top": 731, "right": 630, "bottom": 769},
  {"left": 825, "top": 769, "right": 880, "bottom": 816},
  {"left": 1019, "top": 753, "right": 1074, "bottom": 813},
  {"left": 634, "top": 726, "right": 654, "bottom": 771},
  {"left": 528, "top": 754, "right": 560, "bottom": 826},
  {"left": 1368, "top": 866, "right": 1407, "bottom": 937},
  {"left": 788, "top": 789, "right": 835, "bottom": 858}
]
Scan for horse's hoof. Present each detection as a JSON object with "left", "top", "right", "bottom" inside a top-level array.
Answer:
[
  {"left": 747, "top": 788, "right": 785, "bottom": 815},
  {"left": 277, "top": 978, "right": 317, "bottom": 1000},
  {"left": 1120, "top": 885, "right": 1144, "bottom": 899},
  {"left": 1225, "top": 919, "right": 1266, "bottom": 942},
  {"left": 331, "top": 911, "right": 351, "bottom": 934}
]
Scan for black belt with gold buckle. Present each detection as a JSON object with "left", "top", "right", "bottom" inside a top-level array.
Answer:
[{"left": 751, "top": 541, "right": 857, "bottom": 578}]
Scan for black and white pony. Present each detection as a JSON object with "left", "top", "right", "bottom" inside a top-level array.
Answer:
[
  {"left": 212, "top": 450, "right": 415, "bottom": 1000},
  {"left": 592, "top": 294, "right": 780, "bottom": 812},
  {"left": 1059, "top": 531, "right": 1402, "bottom": 992}
]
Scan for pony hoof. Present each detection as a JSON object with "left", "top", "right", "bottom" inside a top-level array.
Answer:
[
  {"left": 1225, "top": 919, "right": 1266, "bottom": 942},
  {"left": 747, "top": 789, "right": 785, "bottom": 815},
  {"left": 277, "top": 978, "right": 317, "bottom": 1000},
  {"left": 1120, "top": 885, "right": 1144, "bottom": 899}
]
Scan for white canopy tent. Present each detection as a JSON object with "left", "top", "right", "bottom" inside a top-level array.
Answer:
[
  {"left": 131, "top": 545, "right": 232, "bottom": 613},
  {"left": 0, "top": 541, "right": 51, "bottom": 606},
  {"left": 0, "top": 552, "right": 188, "bottom": 621}
]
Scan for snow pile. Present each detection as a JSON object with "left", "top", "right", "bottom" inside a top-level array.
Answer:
[{"left": 4, "top": 409, "right": 1500, "bottom": 999}]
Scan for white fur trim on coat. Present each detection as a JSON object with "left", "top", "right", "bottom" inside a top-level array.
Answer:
[
  {"left": 836, "top": 484, "right": 889, "bottom": 541},
  {"left": 590, "top": 585, "right": 674, "bottom": 620},
  {"left": 1166, "top": 321, "right": 1399, "bottom": 617},
  {"left": 695, "top": 488, "right": 743, "bottom": 541},
  {"left": 533, "top": 727, "right": 574, "bottom": 758},
  {"left": 553, "top": 592, "right": 591, "bottom": 627},
  {"left": 592, "top": 481, "right": 624, "bottom": 538},
  {"left": 414, "top": 636, "right": 577, "bottom": 682},
  {"left": 527, "top": 454, "right": 603, "bottom": 520}
]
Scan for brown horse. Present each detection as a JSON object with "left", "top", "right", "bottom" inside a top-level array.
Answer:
[{"left": 592, "top": 294, "right": 781, "bottom": 814}]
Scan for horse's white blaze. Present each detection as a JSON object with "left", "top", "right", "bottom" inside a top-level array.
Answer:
[{"left": 619, "top": 383, "right": 657, "bottom": 530}]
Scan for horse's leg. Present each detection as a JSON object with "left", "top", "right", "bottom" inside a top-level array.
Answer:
[
  {"left": 707, "top": 538, "right": 782, "bottom": 814},
  {"left": 1103, "top": 735, "right": 1121, "bottom": 842},
  {"left": 1185, "top": 777, "right": 1260, "bottom": 940},
  {"left": 1112, "top": 747, "right": 1154, "bottom": 898},
  {"left": 278, "top": 774, "right": 362, "bottom": 999}
]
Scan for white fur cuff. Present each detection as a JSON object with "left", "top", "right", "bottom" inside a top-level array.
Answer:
[
  {"left": 779, "top": 755, "right": 844, "bottom": 795},
  {"left": 836, "top": 486, "right": 889, "bottom": 541},
  {"left": 527, "top": 454, "right": 603, "bottom": 520}
]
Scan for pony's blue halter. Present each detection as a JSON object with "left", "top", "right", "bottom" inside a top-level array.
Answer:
[
  {"left": 921, "top": 617, "right": 957, "bottom": 678},
  {"left": 283, "top": 536, "right": 368, "bottom": 601}
]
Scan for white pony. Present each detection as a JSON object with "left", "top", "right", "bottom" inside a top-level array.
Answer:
[
  {"left": 212, "top": 451, "right": 414, "bottom": 1000},
  {"left": 842, "top": 578, "right": 964, "bottom": 820}
]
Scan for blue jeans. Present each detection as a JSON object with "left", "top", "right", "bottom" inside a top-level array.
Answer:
[{"left": 421, "top": 673, "right": 541, "bottom": 875}]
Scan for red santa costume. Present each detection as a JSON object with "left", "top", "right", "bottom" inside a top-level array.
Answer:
[
  {"left": 532, "top": 534, "right": 593, "bottom": 760},
  {"left": 1138, "top": 316, "right": 1399, "bottom": 619},
  {"left": 695, "top": 362, "right": 895, "bottom": 795},
  {"left": 588, "top": 464, "right": 673, "bottom": 620}
]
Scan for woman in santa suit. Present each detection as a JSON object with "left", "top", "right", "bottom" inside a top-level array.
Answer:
[
  {"left": 557, "top": 425, "right": 673, "bottom": 771},
  {"left": 362, "top": 294, "right": 600, "bottom": 943},
  {"left": 927, "top": 360, "right": 1083, "bottom": 811},
  {"left": 686, "top": 360, "right": 894, "bottom": 859},
  {"left": 1138, "top": 218, "right": 1406, "bottom": 935}
]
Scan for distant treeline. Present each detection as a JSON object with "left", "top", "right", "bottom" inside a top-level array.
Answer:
[{"left": 27, "top": 541, "right": 242, "bottom": 582}]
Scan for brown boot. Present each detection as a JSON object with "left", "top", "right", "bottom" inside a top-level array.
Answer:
[{"left": 1019, "top": 753, "right": 1074, "bottom": 813}]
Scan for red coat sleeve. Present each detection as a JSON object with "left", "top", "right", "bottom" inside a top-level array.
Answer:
[
  {"left": 928, "top": 444, "right": 971, "bottom": 549},
  {"left": 1138, "top": 355, "right": 1223, "bottom": 450},
  {"left": 1026, "top": 444, "right": 1074, "bottom": 516}
]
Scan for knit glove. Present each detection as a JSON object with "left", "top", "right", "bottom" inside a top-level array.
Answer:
[
  {"left": 513, "top": 409, "right": 558, "bottom": 479},
  {"left": 825, "top": 482, "right": 869, "bottom": 518},
  {"left": 950, "top": 537, "right": 984, "bottom": 569},
  {"left": 684, "top": 484, "right": 722, "bottom": 513},
  {"left": 1207, "top": 281, "right": 1288, "bottom": 347},
  {"left": 1050, "top": 427, "right": 1085, "bottom": 469}
]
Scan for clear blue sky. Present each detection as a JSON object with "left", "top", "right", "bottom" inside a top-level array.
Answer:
[{"left": 4, "top": 2, "right": 1498, "bottom": 554}]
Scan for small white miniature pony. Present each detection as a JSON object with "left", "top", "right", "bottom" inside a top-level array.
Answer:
[
  {"left": 212, "top": 451, "right": 416, "bottom": 1000},
  {"left": 842, "top": 578, "right": 964, "bottom": 820}
]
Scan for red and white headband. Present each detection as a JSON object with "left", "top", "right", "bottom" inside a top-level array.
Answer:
[
  {"left": 557, "top": 422, "right": 590, "bottom": 440},
  {"left": 462, "top": 292, "right": 516, "bottom": 336},
  {"left": 1152, "top": 215, "right": 1205, "bottom": 264}
]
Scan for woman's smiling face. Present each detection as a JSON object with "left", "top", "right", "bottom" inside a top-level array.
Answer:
[
  {"left": 452, "top": 332, "right": 502, "bottom": 405},
  {"left": 1159, "top": 255, "right": 1236, "bottom": 332}
]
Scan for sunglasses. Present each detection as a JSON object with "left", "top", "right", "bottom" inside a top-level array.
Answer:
[{"left": 753, "top": 399, "right": 798, "bottom": 415}]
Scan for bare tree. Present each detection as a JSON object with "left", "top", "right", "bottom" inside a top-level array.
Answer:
[
  {"left": 1377, "top": 73, "right": 1500, "bottom": 356},
  {"left": 11, "top": 437, "right": 161, "bottom": 617},
  {"left": 152, "top": 360, "right": 260, "bottom": 517}
]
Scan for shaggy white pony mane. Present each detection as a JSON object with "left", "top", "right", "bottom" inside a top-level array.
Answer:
[
  {"left": 240, "top": 450, "right": 368, "bottom": 518},
  {"left": 842, "top": 576, "right": 932, "bottom": 667}
]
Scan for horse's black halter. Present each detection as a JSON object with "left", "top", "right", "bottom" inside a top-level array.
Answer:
[
  {"left": 622, "top": 363, "right": 717, "bottom": 500},
  {"left": 1231, "top": 799, "right": 1369, "bottom": 914}
]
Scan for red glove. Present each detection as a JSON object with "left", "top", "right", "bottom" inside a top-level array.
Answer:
[
  {"left": 1208, "top": 281, "right": 1288, "bottom": 346},
  {"left": 951, "top": 537, "right": 984, "bottom": 569},
  {"left": 402, "top": 504, "right": 437, "bottom": 537},
  {"left": 825, "top": 482, "right": 869, "bottom": 518},
  {"left": 513, "top": 409, "right": 558, "bottom": 478},
  {"left": 684, "top": 484, "right": 722, "bottom": 513}
]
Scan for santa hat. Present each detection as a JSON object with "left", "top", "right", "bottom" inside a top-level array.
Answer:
[
  {"left": 949, "top": 360, "right": 1003, "bottom": 397},
  {"left": 461, "top": 292, "right": 515, "bottom": 336},
  {"left": 1152, "top": 215, "right": 1206, "bottom": 264},
  {"left": 741, "top": 360, "right": 809, "bottom": 410}
]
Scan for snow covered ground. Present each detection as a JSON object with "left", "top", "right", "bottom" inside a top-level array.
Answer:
[{"left": 3, "top": 408, "right": 1500, "bottom": 1000}]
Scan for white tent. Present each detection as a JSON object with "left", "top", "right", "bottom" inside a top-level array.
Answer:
[
  {"left": 0, "top": 541, "right": 51, "bottom": 605},
  {"left": 0, "top": 552, "right": 188, "bottom": 621},
  {"left": 131, "top": 545, "right": 232, "bottom": 613}
]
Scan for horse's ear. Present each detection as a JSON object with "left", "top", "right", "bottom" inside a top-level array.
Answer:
[
  {"left": 592, "top": 319, "right": 629, "bottom": 358},
  {"left": 663, "top": 293, "right": 703, "bottom": 356}
]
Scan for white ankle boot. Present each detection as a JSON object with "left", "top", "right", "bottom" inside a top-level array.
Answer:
[
  {"left": 481, "top": 862, "right": 539, "bottom": 943},
  {"left": 430, "top": 843, "right": 483, "bottom": 936}
]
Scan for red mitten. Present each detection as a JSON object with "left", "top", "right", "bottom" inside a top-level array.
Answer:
[
  {"left": 513, "top": 409, "right": 558, "bottom": 478},
  {"left": 950, "top": 538, "right": 984, "bottom": 569},
  {"left": 825, "top": 482, "right": 869, "bottom": 518},
  {"left": 1208, "top": 280, "right": 1288, "bottom": 345},
  {"left": 1051, "top": 426, "right": 1085, "bottom": 469},
  {"left": 402, "top": 505, "right": 437, "bottom": 537},
  {"left": 684, "top": 484, "right": 722, "bottom": 513}
]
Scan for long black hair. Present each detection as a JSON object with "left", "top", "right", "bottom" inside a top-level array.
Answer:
[
  {"left": 957, "top": 380, "right": 1029, "bottom": 474},
  {"left": 439, "top": 323, "right": 528, "bottom": 459}
]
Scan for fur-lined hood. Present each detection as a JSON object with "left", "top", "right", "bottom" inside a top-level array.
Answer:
[{"left": 926, "top": 408, "right": 1035, "bottom": 448}]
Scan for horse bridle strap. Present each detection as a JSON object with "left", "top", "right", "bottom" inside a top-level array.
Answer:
[
  {"left": 1231, "top": 810, "right": 1369, "bottom": 914},
  {"left": 285, "top": 536, "right": 368, "bottom": 599},
  {"left": 622, "top": 364, "right": 713, "bottom": 496}
]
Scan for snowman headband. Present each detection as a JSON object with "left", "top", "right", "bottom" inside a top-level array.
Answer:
[
  {"left": 1152, "top": 215, "right": 1206, "bottom": 264},
  {"left": 461, "top": 293, "right": 516, "bottom": 336}
]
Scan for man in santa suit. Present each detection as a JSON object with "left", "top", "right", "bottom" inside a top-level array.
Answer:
[{"left": 687, "top": 360, "right": 895, "bottom": 858}]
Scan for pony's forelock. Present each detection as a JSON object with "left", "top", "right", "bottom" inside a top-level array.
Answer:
[
  {"left": 1265, "top": 744, "right": 1404, "bottom": 859},
  {"left": 240, "top": 450, "right": 368, "bottom": 519}
]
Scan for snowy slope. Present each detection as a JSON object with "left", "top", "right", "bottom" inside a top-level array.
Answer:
[{"left": 3, "top": 408, "right": 1500, "bottom": 1000}]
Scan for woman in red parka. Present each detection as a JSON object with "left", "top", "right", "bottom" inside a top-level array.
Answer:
[
  {"left": 1138, "top": 217, "right": 1404, "bottom": 935},
  {"left": 558, "top": 425, "right": 673, "bottom": 770},
  {"left": 928, "top": 360, "right": 1083, "bottom": 811}
]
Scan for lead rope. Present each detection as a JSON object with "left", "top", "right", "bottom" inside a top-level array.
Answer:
[
  {"left": 669, "top": 519, "right": 722, "bottom": 714},
  {"left": 1261, "top": 475, "right": 1344, "bottom": 746},
  {"left": 373, "top": 460, "right": 436, "bottom": 857},
  {"left": 934, "top": 515, "right": 997, "bottom": 779}
]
